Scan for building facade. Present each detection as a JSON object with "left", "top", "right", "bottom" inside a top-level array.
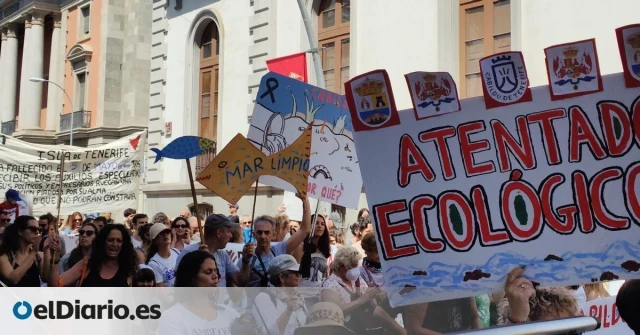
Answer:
[
  {"left": 143, "top": 0, "right": 640, "bottom": 222},
  {"left": 0, "top": 0, "right": 151, "bottom": 147}
]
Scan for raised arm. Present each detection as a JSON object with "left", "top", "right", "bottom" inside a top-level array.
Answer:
[
  {"left": 286, "top": 193, "right": 311, "bottom": 254},
  {"left": 46, "top": 237, "right": 83, "bottom": 287},
  {"left": 0, "top": 252, "right": 36, "bottom": 285}
]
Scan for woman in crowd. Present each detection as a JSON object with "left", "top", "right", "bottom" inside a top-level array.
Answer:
[
  {"left": 330, "top": 230, "right": 344, "bottom": 247},
  {"left": 61, "top": 212, "right": 84, "bottom": 234},
  {"left": 146, "top": 223, "right": 179, "bottom": 287},
  {"left": 359, "top": 233, "right": 382, "bottom": 287},
  {"left": 357, "top": 208, "right": 369, "bottom": 220},
  {"left": 497, "top": 267, "right": 578, "bottom": 324},
  {"left": 152, "top": 212, "right": 171, "bottom": 226},
  {"left": 133, "top": 268, "right": 156, "bottom": 287},
  {"left": 231, "top": 224, "right": 244, "bottom": 244},
  {"left": 274, "top": 214, "right": 290, "bottom": 242},
  {"left": 0, "top": 216, "right": 47, "bottom": 287},
  {"left": 253, "top": 254, "right": 307, "bottom": 335},
  {"left": 321, "top": 246, "right": 400, "bottom": 334},
  {"left": 300, "top": 215, "right": 331, "bottom": 308},
  {"left": 584, "top": 283, "right": 611, "bottom": 301},
  {"left": 156, "top": 251, "right": 239, "bottom": 335},
  {"left": 49, "top": 224, "right": 136, "bottom": 287},
  {"left": 59, "top": 222, "right": 98, "bottom": 274},
  {"left": 170, "top": 217, "right": 191, "bottom": 251}
]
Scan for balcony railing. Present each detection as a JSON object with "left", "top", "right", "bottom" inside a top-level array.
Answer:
[
  {"left": 60, "top": 111, "right": 91, "bottom": 132},
  {"left": 195, "top": 148, "right": 217, "bottom": 176},
  {"left": 1, "top": 120, "right": 16, "bottom": 135}
]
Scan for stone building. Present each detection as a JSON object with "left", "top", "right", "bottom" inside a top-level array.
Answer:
[{"left": 0, "top": 0, "right": 151, "bottom": 147}]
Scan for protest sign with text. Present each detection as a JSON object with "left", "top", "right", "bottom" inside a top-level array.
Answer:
[
  {"left": 0, "top": 132, "right": 145, "bottom": 215},
  {"left": 580, "top": 296, "right": 632, "bottom": 335},
  {"left": 348, "top": 72, "right": 640, "bottom": 307},
  {"left": 247, "top": 72, "right": 363, "bottom": 209}
]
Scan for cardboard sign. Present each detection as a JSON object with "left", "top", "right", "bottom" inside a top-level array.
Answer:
[
  {"left": 197, "top": 125, "right": 312, "bottom": 205},
  {"left": 0, "top": 132, "right": 145, "bottom": 215},
  {"left": 545, "top": 39, "right": 603, "bottom": 100},
  {"left": 247, "top": 72, "right": 363, "bottom": 209},
  {"left": 347, "top": 72, "right": 640, "bottom": 307},
  {"left": 580, "top": 296, "right": 633, "bottom": 335},
  {"left": 616, "top": 23, "right": 640, "bottom": 88},
  {"left": 405, "top": 71, "right": 460, "bottom": 119}
]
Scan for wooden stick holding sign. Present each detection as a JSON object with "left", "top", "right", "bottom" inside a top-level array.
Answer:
[
  {"left": 51, "top": 153, "right": 65, "bottom": 267},
  {"left": 185, "top": 159, "right": 205, "bottom": 243},
  {"left": 150, "top": 136, "right": 217, "bottom": 244}
]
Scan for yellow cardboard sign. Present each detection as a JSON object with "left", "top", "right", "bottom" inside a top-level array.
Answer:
[{"left": 196, "top": 125, "right": 312, "bottom": 204}]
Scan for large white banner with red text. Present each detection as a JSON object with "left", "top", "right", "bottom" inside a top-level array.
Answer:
[{"left": 350, "top": 73, "right": 640, "bottom": 307}]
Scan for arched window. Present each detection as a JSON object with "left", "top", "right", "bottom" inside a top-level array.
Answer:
[
  {"left": 195, "top": 21, "right": 220, "bottom": 174},
  {"left": 198, "top": 22, "right": 220, "bottom": 141},
  {"left": 318, "top": 0, "right": 350, "bottom": 94}
]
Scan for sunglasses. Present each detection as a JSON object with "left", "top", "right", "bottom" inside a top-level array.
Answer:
[
  {"left": 173, "top": 224, "right": 187, "bottom": 229},
  {"left": 1, "top": 219, "right": 11, "bottom": 223},
  {"left": 74, "top": 219, "right": 82, "bottom": 222},
  {"left": 79, "top": 230, "right": 95, "bottom": 237},
  {"left": 25, "top": 226, "right": 41, "bottom": 234},
  {"left": 242, "top": 221, "right": 252, "bottom": 225}
]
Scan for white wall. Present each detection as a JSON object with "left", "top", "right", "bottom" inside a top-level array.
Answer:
[
  {"left": 353, "top": 0, "right": 440, "bottom": 110},
  {"left": 163, "top": 0, "right": 251, "bottom": 183},
  {"left": 519, "top": 0, "right": 640, "bottom": 86}
]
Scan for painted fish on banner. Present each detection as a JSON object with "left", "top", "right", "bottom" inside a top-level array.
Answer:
[
  {"left": 346, "top": 69, "right": 640, "bottom": 307},
  {"left": 0, "top": 132, "right": 145, "bottom": 216},
  {"left": 247, "top": 72, "right": 363, "bottom": 209}
]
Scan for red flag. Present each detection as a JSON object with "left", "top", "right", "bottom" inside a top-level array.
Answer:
[{"left": 266, "top": 52, "right": 308, "bottom": 83}]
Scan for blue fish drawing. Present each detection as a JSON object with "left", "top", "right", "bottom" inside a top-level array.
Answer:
[{"left": 151, "top": 136, "right": 216, "bottom": 163}]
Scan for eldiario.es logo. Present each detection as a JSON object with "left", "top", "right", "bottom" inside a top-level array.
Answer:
[{"left": 13, "top": 300, "right": 161, "bottom": 320}]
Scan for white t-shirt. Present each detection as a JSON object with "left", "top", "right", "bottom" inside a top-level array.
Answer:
[
  {"left": 148, "top": 249, "right": 180, "bottom": 287},
  {"left": 156, "top": 302, "right": 239, "bottom": 335},
  {"left": 131, "top": 238, "right": 143, "bottom": 249},
  {"left": 252, "top": 292, "right": 306, "bottom": 335}
]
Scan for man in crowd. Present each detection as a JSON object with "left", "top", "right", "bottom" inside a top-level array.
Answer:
[
  {"left": 0, "top": 210, "right": 10, "bottom": 228},
  {"left": 228, "top": 204, "right": 239, "bottom": 223},
  {"left": 93, "top": 216, "right": 108, "bottom": 231},
  {"left": 180, "top": 209, "right": 191, "bottom": 219},
  {"left": 103, "top": 212, "right": 115, "bottom": 225},
  {"left": 617, "top": 280, "right": 639, "bottom": 334},
  {"left": 0, "top": 189, "right": 21, "bottom": 222},
  {"left": 131, "top": 214, "right": 149, "bottom": 249},
  {"left": 124, "top": 208, "right": 137, "bottom": 229},
  {"left": 176, "top": 214, "right": 254, "bottom": 287},
  {"left": 240, "top": 196, "right": 310, "bottom": 287}
]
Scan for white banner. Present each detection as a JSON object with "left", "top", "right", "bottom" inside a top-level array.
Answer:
[
  {"left": 580, "top": 296, "right": 633, "bottom": 335},
  {"left": 0, "top": 132, "right": 145, "bottom": 216},
  {"left": 348, "top": 72, "right": 640, "bottom": 307}
]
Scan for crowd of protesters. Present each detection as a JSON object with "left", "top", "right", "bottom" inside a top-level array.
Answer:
[{"left": 0, "top": 188, "right": 638, "bottom": 334}]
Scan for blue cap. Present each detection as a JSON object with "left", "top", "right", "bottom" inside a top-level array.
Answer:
[{"left": 6, "top": 189, "right": 21, "bottom": 202}]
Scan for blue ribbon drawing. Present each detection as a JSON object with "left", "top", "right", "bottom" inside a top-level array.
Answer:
[
  {"left": 418, "top": 98, "right": 456, "bottom": 109},
  {"left": 554, "top": 76, "right": 596, "bottom": 86}
]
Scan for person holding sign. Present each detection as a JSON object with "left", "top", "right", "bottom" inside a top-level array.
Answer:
[
  {"left": 48, "top": 224, "right": 137, "bottom": 287},
  {"left": 175, "top": 214, "right": 255, "bottom": 288},
  {"left": 241, "top": 193, "right": 311, "bottom": 288},
  {"left": 0, "top": 216, "right": 47, "bottom": 287}
]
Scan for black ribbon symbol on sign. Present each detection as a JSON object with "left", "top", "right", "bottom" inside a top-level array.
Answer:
[{"left": 260, "top": 78, "right": 279, "bottom": 103}]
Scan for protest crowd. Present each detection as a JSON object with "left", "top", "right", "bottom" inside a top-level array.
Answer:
[{"left": 0, "top": 188, "right": 637, "bottom": 335}]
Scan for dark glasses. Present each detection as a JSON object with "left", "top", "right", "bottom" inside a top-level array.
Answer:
[
  {"left": 79, "top": 230, "right": 95, "bottom": 237},
  {"left": 25, "top": 226, "right": 41, "bottom": 234},
  {"left": 173, "top": 224, "right": 187, "bottom": 229},
  {"left": 74, "top": 219, "right": 82, "bottom": 222},
  {"left": 1, "top": 219, "right": 11, "bottom": 223}
]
